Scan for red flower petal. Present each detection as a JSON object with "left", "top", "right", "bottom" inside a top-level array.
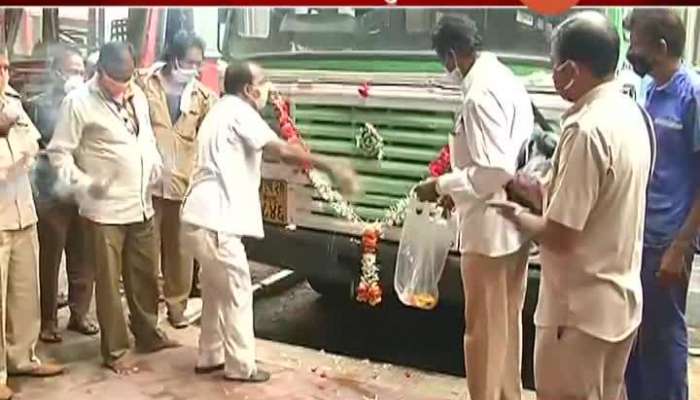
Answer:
[{"left": 358, "top": 82, "right": 370, "bottom": 98}]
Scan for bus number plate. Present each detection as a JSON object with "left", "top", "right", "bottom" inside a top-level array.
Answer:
[{"left": 260, "top": 179, "right": 288, "bottom": 225}]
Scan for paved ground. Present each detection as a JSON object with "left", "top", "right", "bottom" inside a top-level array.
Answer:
[
  {"left": 18, "top": 260, "right": 700, "bottom": 399},
  {"left": 15, "top": 322, "right": 515, "bottom": 400}
]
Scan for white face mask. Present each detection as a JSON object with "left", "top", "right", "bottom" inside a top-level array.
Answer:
[
  {"left": 248, "top": 81, "right": 272, "bottom": 111},
  {"left": 553, "top": 60, "right": 576, "bottom": 93},
  {"left": 251, "top": 81, "right": 272, "bottom": 110},
  {"left": 444, "top": 51, "right": 464, "bottom": 86},
  {"left": 172, "top": 59, "right": 198, "bottom": 84},
  {"left": 63, "top": 75, "right": 84, "bottom": 94}
]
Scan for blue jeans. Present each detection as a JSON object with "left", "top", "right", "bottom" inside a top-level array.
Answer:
[{"left": 625, "top": 245, "right": 693, "bottom": 400}]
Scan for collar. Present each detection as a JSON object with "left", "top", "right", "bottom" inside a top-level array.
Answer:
[
  {"left": 460, "top": 52, "right": 498, "bottom": 94},
  {"left": 561, "top": 80, "right": 621, "bottom": 124},
  {"left": 651, "top": 65, "right": 687, "bottom": 93},
  {"left": 228, "top": 94, "right": 258, "bottom": 115},
  {"left": 90, "top": 76, "right": 135, "bottom": 105},
  {"left": 154, "top": 69, "right": 197, "bottom": 114},
  {"left": 1, "top": 85, "right": 20, "bottom": 101}
]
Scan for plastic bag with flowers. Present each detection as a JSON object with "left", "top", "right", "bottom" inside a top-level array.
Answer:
[{"left": 394, "top": 198, "right": 457, "bottom": 310}]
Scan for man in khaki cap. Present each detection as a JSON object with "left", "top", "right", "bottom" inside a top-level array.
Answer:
[
  {"left": 137, "top": 31, "right": 216, "bottom": 328},
  {"left": 0, "top": 47, "right": 64, "bottom": 400}
]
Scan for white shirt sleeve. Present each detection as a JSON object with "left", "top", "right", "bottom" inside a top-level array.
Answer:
[
  {"left": 229, "top": 110, "right": 279, "bottom": 150},
  {"left": 46, "top": 96, "right": 94, "bottom": 192},
  {"left": 437, "top": 92, "right": 519, "bottom": 200}
]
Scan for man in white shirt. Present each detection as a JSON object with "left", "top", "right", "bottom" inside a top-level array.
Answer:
[
  {"left": 499, "top": 12, "right": 653, "bottom": 398},
  {"left": 48, "top": 42, "right": 179, "bottom": 375},
  {"left": 415, "top": 16, "right": 534, "bottom": 400},
  {"left": 180, "top": 61, "right": 358, "bottom": 383}
]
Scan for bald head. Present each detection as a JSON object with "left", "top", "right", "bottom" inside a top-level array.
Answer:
[
  {"left": 551, "top": 11, "right": 620, "bottom": 79},
  {"left": 223, "top": 61, "right": 265, "bottom": 96}
]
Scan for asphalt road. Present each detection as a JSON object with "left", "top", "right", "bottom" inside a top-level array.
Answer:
[{"left": 250, "top": 262, "right": 538, "bottom": 389}]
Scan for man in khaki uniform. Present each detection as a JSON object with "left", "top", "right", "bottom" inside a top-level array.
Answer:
[
  {"left": 498, "top": 12, "right": 653, "bottom": 398},
  {"left": 0, "top": 48, "right": 64, "bottom": 400},
  {"left": 25, "top": 45, "right": 99, "bottom": 343},
  {"left": 137, "top": 31, "right": 216, "bottom": 328},
  {"left": 47, "top": 42, "right": 178, "bottom": 375}
]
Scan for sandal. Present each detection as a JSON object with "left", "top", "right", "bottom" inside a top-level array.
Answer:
[
  {"left": 224, "top": 370, "right": 271, "bottom": 383},
  {"left": 195, "top": 363, "right": 224, "bottom": 374},
  {"left": 168, "top": 312, "right": 189, "bottom": 330},
  {"left": 11, "top": 362, "right": 65, "bottom": 378},
  {"left": 39, "top": 330, "right": 63, "bottom": 344}
]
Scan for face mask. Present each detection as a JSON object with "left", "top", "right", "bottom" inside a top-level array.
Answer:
[
  {"left": 63, "top": 74, "right": 84, "bottom": 94},
  {"left": 444, "top": 51, "right": 464, "bottom": 86},
  {"left": 250, "top": 81, "right": 271, "bottom": 110},
  {"left": 553, "top": 60, "right": 576, "bottom": 100},
  {"left": 101, "top": 72, "right": 131, "bottom": 99},
  {"left": 626, "top": 52, "right": 653, "bottom": 77},
  {"left": 172, "top": 59, "right": 198, "bottom": 84},
  {"left": 0, "top": 67, "right": 7, "bottom": 94}
]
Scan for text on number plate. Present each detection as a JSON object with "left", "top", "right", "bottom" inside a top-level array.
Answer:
[{"left": 260, "top": 179, "right": 288, "bottom": 225}]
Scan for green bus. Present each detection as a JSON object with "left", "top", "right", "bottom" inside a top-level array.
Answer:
[{"left": 217, "top": 7, "right": 629, "bottom": 306}]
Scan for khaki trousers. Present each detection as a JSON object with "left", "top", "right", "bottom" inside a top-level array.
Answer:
[
  {"left": 461, "top": 245, "right": 529, "bottom": 400},
  {"left": 153, "top": 197, "right": 193, "bottom": 318},
  {"left": 84, "top": 218, "right": 165, "bottom": 364},
  {"left": 0, "top": 225, "right": 41, "bottom": 384},
  {"left": 37, "top": 202, "right": 94, "bottom": 330},
  {"left": 181, "top": 223, "right": 257, "bottom": 379},
  {"left": 535, "top": 327, "right": 635, "bottom": 400}
]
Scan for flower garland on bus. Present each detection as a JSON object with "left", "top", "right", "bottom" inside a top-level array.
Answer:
[{"left": 272, "top": 95, "right": 451, "bottom": 306}]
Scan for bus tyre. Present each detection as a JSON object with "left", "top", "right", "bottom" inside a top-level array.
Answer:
[{"left": 306, "top": 277, "right": 353, "bottom": 301}]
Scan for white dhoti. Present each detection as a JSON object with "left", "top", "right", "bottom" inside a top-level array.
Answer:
[{"left": 181, "top": 222, "right": 257, "bottom": 379}]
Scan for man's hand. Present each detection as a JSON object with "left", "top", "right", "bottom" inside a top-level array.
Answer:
[
  {"left": 657, "top": 242, "right": 692, "bottom": 288},
  {"left": 0, "top": 109, "right": 19, "bottom": 138},
  {"left": 329, "top": 163, "right": 360, "bottom": 197},
  {"left": 87, "top": 179, "right": 109, "bottom": 199},
  {"left": 415, "top": 178, "right": 439, "bottom": 203},
  {"left": 438, "top": 195, "right": 455, "bottom": 218},
  {"left": 487, "top": 199, "right": 524, "bottom": 222},
  {"left": 87, "top": 171, "right": 119, "bottom": 199},
  {"left": 506, "top": 172, "right": 544, "bottom": 214}
]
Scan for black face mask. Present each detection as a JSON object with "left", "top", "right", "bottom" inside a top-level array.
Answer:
[{"left": 627, "top": 52, "right": 653, "bottom": 77}]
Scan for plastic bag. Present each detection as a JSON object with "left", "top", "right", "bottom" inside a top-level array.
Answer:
[
  {"left": 517, "top": 128, "right": 558, "bottom": 180},
  {"left": 394, "top": 199, "right": 458, "bottom": 310}
]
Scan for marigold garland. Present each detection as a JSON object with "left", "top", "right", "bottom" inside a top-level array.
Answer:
[
  {"left": 271, "top": 95, "right": 450, "bottom": 306},
  {"left": 356, "top": 224, "right": 382, "bottom": 306}
]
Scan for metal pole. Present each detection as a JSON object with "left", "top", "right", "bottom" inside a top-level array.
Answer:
[{"left": 97, "top": 8, "right": 105, "bottom": 46}]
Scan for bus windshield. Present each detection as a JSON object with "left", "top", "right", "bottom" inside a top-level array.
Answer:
[{"left": 224, "top": 8, "right": 601, "bottom": 61}]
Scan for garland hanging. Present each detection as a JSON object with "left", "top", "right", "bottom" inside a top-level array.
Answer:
[
  {"left": 271, "top": 95, "right": 451, "bottom": 306},
  {"left": 355, "top": 122, "right": 384, "bottom": 160},
  {"left": 355, "top": 224, "right": 382, "bottom": 306}
]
